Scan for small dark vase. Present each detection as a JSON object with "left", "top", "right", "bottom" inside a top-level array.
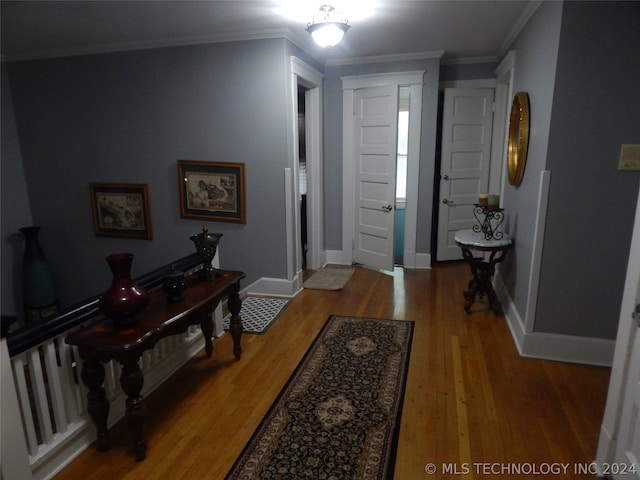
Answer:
[
  {"left": 99, "top": 253, "right": 148, "bottom": 327},
  {"left": 163, "top": 265, "right": 186, "bottom": 303},
  {"left": 190, "top": 228, "right": 223, "bottom": 280},
  {"left": 19, "top": 226, "right": 59, "bottom": 323}
]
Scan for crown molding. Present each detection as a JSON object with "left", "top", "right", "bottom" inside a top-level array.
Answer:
[
  {"left": 1, "top": 28, "right": 298, "bottom": 62},
  {"left": 498, "top": 0, "right": 543, "bottom": 58},
  {"left": 325, "top": 50, "right": 444, "bottom": 67},
  {"left": 441, "top": 55, "right": 498, "bottom": 66}
]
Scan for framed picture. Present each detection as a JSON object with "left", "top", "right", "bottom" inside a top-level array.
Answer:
[
  {"left": 89, "top": 183, "right": 153, "bottom": 239},
  {"left": 178, "top": 160, "right": 246, "bottom": 223}
]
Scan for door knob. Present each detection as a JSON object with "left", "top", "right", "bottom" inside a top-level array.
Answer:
[
  {"left": 442, "top": 199, "right": 454, "bottom": 205},
  {"left": 442, "top": 174, "right": 450, "bottom": 180},
  {"left": 381, "top": 205, "right": 393, "bottom": 212}
]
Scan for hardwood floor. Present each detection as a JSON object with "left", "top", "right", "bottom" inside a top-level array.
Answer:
[{"left": 55, "top": 263, "right": 611, "bottom": 479}]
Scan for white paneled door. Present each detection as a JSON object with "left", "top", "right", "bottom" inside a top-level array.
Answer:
[
  {"left": 352, "top": 85, "right": 399, "bottom": 271},
  {"left": 437, "top": 88, "right": 494, "bottom": 261},
  {"left": 613, "top": 314, "right": 640, "bottom": 479},
  {"left": 609, "top": 186, "right": 640, "bottom": 479},
  {"left": 597, "top": 184, "right": 640, "bottom": 479}
]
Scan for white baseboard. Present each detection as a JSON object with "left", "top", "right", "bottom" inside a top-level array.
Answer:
[
  {"left": 326, "top": 249, "right": 351, "bottom": 266},
  {"left": 244, "top": 274, "right": 301, "bottom": 298},
  {"left": 408, "top": 252, "right": 431, "bottom": 269},
  {"left": 325, "top": 249, "right": 432, "bottom": 269},
  {"left": 496, "top": 274, "right": 615, "bottom": 367}
]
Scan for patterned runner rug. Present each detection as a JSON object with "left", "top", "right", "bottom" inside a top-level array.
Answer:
[
  {"left": 223, "top": 297, "right": 289, "bottom": 334},
  {"left": 225, "top": 315, "right": 414, "bottom": 479}
]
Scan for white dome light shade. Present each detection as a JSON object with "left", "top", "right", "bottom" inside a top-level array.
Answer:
[
  {"left": 307, "top": 22, "right": 349, "bottom": 47},
  {"left": 306, "top": 5, "right": 350, "bottom": 48}
]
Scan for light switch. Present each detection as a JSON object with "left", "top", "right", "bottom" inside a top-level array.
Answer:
[{"left": 618, "top": 144, "right": 640, "bottom": 171}]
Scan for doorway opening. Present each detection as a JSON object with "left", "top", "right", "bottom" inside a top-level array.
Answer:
[
  {"left": 394, "top": 87, "right": 410, "bottom": 266},
  {"left": 298, "top": 84, "right": 309, "bottom": 271}
]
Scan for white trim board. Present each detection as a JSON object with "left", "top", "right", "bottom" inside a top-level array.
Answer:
[
  {"left": 495, "top": 272, "right": 615, "bottom": 367},
  {"left": 244, "top": 275, "right": 301, "bottom": 299}
]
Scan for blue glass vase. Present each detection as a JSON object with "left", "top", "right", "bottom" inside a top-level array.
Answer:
[{"left": 19, "top": 226, "right": 58, "bottom": 323}]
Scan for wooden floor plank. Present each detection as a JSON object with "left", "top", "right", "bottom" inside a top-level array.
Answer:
[{"left": 54, "top": 263, "right": 610, "bottom": 480}]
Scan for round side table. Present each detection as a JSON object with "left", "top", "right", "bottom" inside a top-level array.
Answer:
[{"left": 454, "top": 229, "right": 513, "bottom": 314}]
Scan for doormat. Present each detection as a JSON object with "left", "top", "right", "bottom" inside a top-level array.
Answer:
[
  {"left": 303, "top": 266, "right": 355, "bottom": 290},
  {"left": 225, "top": 315, "right": 414, "bottom": 479},
  {"left": 223, "top": 296, "right": 289, "bottom": 334}
]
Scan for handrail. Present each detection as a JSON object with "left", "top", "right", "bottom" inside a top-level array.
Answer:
[{"left": 7, "top": 253, "right": 202, "bottom": 357}]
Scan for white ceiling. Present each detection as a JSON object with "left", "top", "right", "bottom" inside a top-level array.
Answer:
[{"left": 0, "top": 1, "right": 537, "bottom": 64}]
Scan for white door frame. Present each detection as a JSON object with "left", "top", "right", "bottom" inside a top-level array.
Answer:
[
  {"left": 288, "top": 58, "right": 324, "bottom": 285},
  {"left": 341, "top": 71, "right": 425, "bottom": 268}
]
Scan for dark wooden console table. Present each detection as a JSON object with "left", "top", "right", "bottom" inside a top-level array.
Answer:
[
  {"left": 65, "top": 269, "right": 245, "bottom": 461},
  {"left": 455, "top": 230, "right": 512, "bottom": 315}
]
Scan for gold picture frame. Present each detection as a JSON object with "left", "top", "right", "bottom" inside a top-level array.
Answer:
[
  {"left": 507, "top": 91, "right": 530, "bottom": 186},
  {"left": 89, "top": 183, "right": 153, "bottom": 239},
  {"left": 178, "top": 160, "right": 246, "bottom": 223}
]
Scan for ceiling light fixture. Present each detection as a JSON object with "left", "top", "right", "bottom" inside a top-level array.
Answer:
[{"left": 306, "top": 4, "right": 350, "bottom": 48}]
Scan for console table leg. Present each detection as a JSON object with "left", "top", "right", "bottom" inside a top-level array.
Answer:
[
  {"left": 80, "top": 358, "right": 111, "bottom": 451},
  {"left": 120, "top": 360, "right": 147, "bottom": 461},
  {"left": 227, "top": 286, "right": 243, "bottom": 361},
  {"left": 200, "top": 305, "right": 214, "bottom": 358}
]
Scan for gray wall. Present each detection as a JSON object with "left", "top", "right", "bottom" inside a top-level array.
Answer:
[
  {"left": 499, "top": 0, "right": 564, "bottom": 328},
  {"left": 440, "top": 62, "right": 498, "bottom": 83},
  {"left": 501, "top": 0, "right": 640, "bottom": 340},
  {"left": 322, "top": 58, "right": 441, "bottom": 254},
  {"left": 536, "top": 1, "right": 640, "bottom": 338},
  {"left": 5, "top": 38, "right": 294, "bottom": 308},
  {"left": 1, "top": 63, "right": 33, "bottom": 319}
]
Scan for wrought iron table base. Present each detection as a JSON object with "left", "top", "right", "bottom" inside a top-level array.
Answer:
[
  {"left": 460, "top": 248, "right": 509, "bottom": 314},
  {"left": 454, "top": 229, "right": 513, "bottom": 315}
]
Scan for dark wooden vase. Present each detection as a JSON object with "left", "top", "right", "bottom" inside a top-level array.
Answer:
[{"left": 99, "top": 253, "right": 148, "bottom": 327}]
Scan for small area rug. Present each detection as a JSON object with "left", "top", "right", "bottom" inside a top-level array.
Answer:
[
  {"left": 225, "top": 315, "right": 414, "bottom": 479},
  {"left": 223, "top": 296, "right": 289, "bottom": 334},
  {"left": 303, "top": 267, "right": 355, "bottom": 290}
]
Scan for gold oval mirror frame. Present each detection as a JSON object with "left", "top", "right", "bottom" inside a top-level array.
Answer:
[{"left": 507, "top": 91, "right": 530, "bottom": 186}]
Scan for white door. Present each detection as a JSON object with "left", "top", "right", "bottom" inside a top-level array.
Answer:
[
  {"left": 597, "top": 184, "right": 640, "bottom": 479},
  {"left": 352, "top": 85, "right": 399, "bottom": 271},
  {"left": 436, "top": 88, "right": 494, "bottom": 261},
  {"left": 613, "top": 312, "right": 640, "bottom": 479},
  {"left": 611, "top": 188, "right": 640, "bottom": 479}
]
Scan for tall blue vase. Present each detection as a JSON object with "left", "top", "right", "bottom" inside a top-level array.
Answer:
[{"left": 19, "top": 226, "right": 59, "bottom": 323}]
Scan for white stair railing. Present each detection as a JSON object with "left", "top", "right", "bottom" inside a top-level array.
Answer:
[
  {"left": 1, "top": 252, "right": 224, "bottom": 480},
  {"left": 5, "top": 317, "right": 218, "bottom": 480}
]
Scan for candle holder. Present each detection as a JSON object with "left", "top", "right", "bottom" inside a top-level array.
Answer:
[
  {"left": 190, "top": 228, "right": 223, "bottom": 280},
  {"left": 472, "top": 205, "right": 505, "bottom": 240}
]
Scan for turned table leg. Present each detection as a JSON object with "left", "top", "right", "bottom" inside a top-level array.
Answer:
[
  {"left": 460, "top": 246, "right": 508, "bottom": 315},
  {"left": 120, "top": 360, "right": 147, "bottom": 461},
  {"left": 80, "top": 357, "right": 111, "bottom": 451},
  {"left": 227, "top": 284, "right": 243, "bottom": 361},
  {"left": 200, "top": 304, "right": 214, "bottom": 358}
]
